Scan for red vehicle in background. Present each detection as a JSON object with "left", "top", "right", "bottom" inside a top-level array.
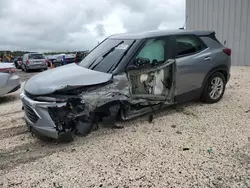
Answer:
[
  {"left": 14, "top": 57, "right": 23, "bottom": 69},
  {"left": 45, "top": 58, "right": 52, "bottom": 67}
]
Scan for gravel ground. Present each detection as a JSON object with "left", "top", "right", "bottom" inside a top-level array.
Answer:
[
  {"left": 0, "top": 66, "right": 250, "bottom": 188},
  {"left": 15, "top": 69, "right": 41, "bottom": 82}
]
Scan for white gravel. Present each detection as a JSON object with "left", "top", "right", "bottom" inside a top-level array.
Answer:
[{"left": 0, "top": 66, "right": 250, "bottom": 188}]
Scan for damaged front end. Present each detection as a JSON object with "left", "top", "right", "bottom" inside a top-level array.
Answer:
[
  {"left": 47, "top": 97, "right": 93, "bottom": 138},
  {"left": 21, "top": 77, "right": 127, "bottom": 141},
  {"left": 23, "top": 88, "right": 97, "bottom": 141},
  {"left": 21, "top": 59, "right": 177, "bottom": 142}
]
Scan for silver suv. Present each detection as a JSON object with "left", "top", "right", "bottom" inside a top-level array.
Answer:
[
  {"left": 21, "top": 30, "right": 231, "bottom": 141},
  {"left": 22, "top": 53, "right": 48, "bottom": 72}
]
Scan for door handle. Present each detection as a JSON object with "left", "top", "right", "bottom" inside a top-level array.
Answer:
[{"left": 204, "top": 56, "right": 211, "bottom": 61}]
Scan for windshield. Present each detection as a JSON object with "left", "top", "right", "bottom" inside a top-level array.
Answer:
[
  {"left": 79, "top": 39, "right": 134, "bottom": 73},
  {"left": 28, "top": 54, "right": 45, "bottom": 59}
]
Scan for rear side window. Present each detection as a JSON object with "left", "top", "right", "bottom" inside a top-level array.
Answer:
[{"left": 175, "top": 35, "right": 207, "bottom": 57}]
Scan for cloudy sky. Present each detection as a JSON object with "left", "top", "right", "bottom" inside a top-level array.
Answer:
[{"left": 0, "top": 0, "right": 185, "bottom": 52}]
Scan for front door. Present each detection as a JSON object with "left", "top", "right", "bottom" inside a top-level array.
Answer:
[{"left": 126, "top": 36, "right": 176, "bottom": 102}]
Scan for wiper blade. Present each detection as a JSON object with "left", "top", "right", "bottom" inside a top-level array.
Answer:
[
  {"left": 87, "top": 57, "right": 99, "bottom": 69},
  {"left": 107, "top": 40, "right": 136, "bottom": 73},
  {"left": 89, "top": 41, "right": 124, "bottom": 70},
  {"left": 102, "top": 41, "right": 124, "bottom": 58}
]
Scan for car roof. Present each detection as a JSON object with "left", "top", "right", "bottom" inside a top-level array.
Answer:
[{"left": 109, "top": 29, "right": 214, "bottom": 40}]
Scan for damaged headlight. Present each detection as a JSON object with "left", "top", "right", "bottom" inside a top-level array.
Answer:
[
  {"left": 48, "top": 98, "right": 86, "bottom": 132},
  {"left": 35, "top": 96, "right": 67, "bottom": 103}
]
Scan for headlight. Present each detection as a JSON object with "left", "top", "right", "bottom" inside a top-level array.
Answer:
[{"left": 35, "top": 96, "right": 67, "bottom": 103}]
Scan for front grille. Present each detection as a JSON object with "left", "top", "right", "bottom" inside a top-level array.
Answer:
[
  {"left": 23, "top": 102, "right": 39, "bottom": 123},
  {"left": 48, "top": 108, "right": 57, "bottom": 124}
]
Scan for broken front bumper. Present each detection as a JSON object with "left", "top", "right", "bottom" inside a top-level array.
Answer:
[{"left": 20, "top": 91, "right": 69, "bottom": 140}]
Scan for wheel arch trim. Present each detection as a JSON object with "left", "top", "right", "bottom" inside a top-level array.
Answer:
[{"left": 201, "top": 65, "right": 229, "bottom": 92}]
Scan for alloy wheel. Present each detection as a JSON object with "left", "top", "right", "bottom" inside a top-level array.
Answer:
[{"left": 209, "top": 77, "right": 224, "bottom": 100}]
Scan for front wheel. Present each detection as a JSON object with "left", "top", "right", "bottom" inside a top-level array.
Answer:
[{"left": 201, "top": 72, "right": 226, "bottom": 103}]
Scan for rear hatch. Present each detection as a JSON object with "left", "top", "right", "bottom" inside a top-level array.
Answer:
[{"left": 28, "top": 54, "right": 46, "bottom": 65}]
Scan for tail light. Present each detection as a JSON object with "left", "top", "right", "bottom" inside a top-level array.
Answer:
[
  {"left": 223, "top": 48, "right": 231, "bottom": 56},
  {"left": 26, "top": 60, "right": 30, "bottom": 65},
  {"left": 0, "top": 68, "right": 16, "bottom": 73}
]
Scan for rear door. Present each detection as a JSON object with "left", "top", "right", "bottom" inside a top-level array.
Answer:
[
  {"left": 0, "top": 71, "right": 9, "bottom": 88},
  {"left": 174, "top": 35, "right": 210, "bottom": 95},
  {"left": 126, "top": 36, "right": 176, "bottom": 102}
]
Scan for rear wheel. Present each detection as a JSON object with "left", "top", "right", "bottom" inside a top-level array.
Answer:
[
  {"left": 23, "top": 65, "right": 28, "bottom": 72},
  {"left": 201, "top": 72, "right": 226, "bottom": 103}
]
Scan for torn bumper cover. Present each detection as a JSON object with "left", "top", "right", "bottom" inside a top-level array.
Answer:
[{"left": 20, "top": 91, "right": 92, "bottom": 140}]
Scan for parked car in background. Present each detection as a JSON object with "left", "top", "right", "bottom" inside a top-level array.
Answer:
[
  {"left": 52, "top": 54, "right": 76, "bottom": 67},
  {"left": 0, "top": 63, "right": 20, "bottom": 96},
  {"left": 75, "top": 51, "right": 89, "bottom": 64},
  {"left": 21, "top": 29, "right": 231, "bottom": 141},
  {"left": 22, "top": 53, "right": 48, "bottom": 72},
  {"left": 14, "top": 57, "right": 23, "bottom": 69},
  {"left": 65, "top": 54, "right": 76, "bottom": 64},
  {"left": 46, "top": 55, "right": 57, "bottom": 64},
  {"left": 52, "top": 54, "right": 66, "bottom": 67},
  {"left": 45, "top": 59, "right": 52, "bottom": 67}
]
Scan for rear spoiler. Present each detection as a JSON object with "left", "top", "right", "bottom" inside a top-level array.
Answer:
[{"left": 197, "top": 31, "right": 215, "bottom": 37}]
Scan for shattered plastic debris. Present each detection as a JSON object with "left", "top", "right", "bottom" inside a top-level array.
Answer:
[
  {"left": 207, "top": 149, "right": 213, "bottom": 154},
  {"left": 245, "top": 109, "right": 250, "bottom": 113}
]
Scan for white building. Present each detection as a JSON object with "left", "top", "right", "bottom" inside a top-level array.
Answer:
[{"left": 186, "top": 0, "right": 250, "bottom": 66}]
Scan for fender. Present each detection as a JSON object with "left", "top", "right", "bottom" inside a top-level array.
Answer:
[{"left": 175, "top": 64, "right": 230, "bottom": 104}]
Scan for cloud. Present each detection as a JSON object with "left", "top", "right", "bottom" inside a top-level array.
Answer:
[
  {"left": 95, "top": 24, "right": 106, "bottom": 37},
  {"left": 0, "top": 0, "right": 185, "bottom": 52}
]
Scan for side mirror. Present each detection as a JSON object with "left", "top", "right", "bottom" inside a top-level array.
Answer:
[{"left": 135, "top": 57, "right": 150, "bottom": 66}]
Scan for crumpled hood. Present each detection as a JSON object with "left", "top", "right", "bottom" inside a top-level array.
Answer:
[{"left": 24, "top": 63, "right": 112, "bottom": 95}]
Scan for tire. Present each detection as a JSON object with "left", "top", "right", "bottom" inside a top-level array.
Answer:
[
  {"left": 201, "top": 72, "right": 226, "bottom": 103},
  {"left": 24, "top": 65, "right": 28, "bottom": 72},
  {"left": 40, "top": 68, "right": 47, "bottom": 71}
]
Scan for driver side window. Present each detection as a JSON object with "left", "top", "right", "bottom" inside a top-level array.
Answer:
[{"left": 136, "top": 38, "right": 166, "bottom": 65}]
